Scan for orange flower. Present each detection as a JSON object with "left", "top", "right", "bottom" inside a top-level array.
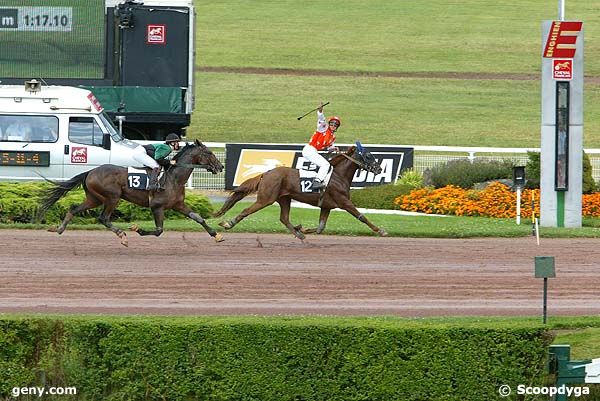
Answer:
[{"left": 395, "top": 183, "right": 543, "bottom": 218}]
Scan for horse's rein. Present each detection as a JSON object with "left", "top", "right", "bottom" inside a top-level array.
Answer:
[
  {"left": 339, "top": 152, "right": 367, "bottom": 170},
  {"left": 171, "top": 162, "right": 211, "bottom": 169}
]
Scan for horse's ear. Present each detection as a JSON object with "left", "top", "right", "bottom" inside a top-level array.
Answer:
[
  {"left": 194, "top": 139, "right": 200, "bottom": 146},
  {"left": 347, "top": 146, "right": 356, "bottom": 154}
]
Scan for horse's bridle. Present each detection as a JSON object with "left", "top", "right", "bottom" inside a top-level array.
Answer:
[
  {"left": 171, "top": 162, "right": 212, "bottom": 169},
  {"left": 339, "top": 152, "right": 374, "bottom": 172},
  {"left": 168, "top": 148, "right": 219, "bottom": 171}
]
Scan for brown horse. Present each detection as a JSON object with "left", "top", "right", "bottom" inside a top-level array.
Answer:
[
  {"left": 214, "top": 144, "right": 388, "bottom": 239},
  {"left": 38, "top": 140, "right": 224, "bottom": 246}
]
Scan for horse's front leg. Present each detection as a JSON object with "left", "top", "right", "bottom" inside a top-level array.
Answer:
[
  {"left": 340, "top": 202, "right": 387, "bottom": 237},
  {"left": 297, "top": 208, "right": 331, "bottom": 235},
  {"left": 316, "top": 208, "right": 331, "bottom": 234},
  {"left": 97, "top": 200, "right": 129, "bottom": 247},
  {"left": 131, "top": 207, "right": 165, "bottom": 237},
  {"left": 174, "top": 204, "right": 224, "bottom": 242},
  {"left": 278, "top": 197, "right": 304, "bottom": 240}
]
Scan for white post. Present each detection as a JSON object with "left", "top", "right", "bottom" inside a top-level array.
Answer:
[
  {"left": 516, "top": 187, "right": 522, "bottom": 225},
  {"left": 558, "top": 0, "right": 565, "bottom": 21}
]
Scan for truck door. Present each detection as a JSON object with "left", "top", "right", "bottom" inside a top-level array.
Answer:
[
  {"left": 63, "top": 116, "right": 111, "bottom": 177},
  {"left": 119, "top": 5, "right": 190, "bottom": 87}
]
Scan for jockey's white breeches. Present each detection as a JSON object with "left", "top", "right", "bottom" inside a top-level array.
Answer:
[
  {"left": 302, "top": 144, "right": 330, "bottom": 181},
  {"left": 132, "top": 145, "right": 159, "bottom": 169}
]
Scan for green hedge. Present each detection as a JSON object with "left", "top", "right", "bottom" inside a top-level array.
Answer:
[
  {"left": 0, "top": 182, "right": 213, "bottom": 224},
  {"left": 0, "top": 316, "right": 551, "bottom": 401},
  {"left": 349, "top": 184, "right": 413, "bottom": 210},
  {"left": 424, "top": 159, "right": 514, "bottom": 189}
]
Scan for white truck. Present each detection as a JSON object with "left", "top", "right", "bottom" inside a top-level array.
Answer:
[
  {"left": 0, "top": 0, "right": 195, "bottom": 140},
  {"left": 0, "top": 81, "right": 141, "bottom": 181}
]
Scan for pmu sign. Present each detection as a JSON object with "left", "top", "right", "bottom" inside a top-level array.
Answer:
[{"left": 225, "top": 143, "right": 413, "bottom": 190}]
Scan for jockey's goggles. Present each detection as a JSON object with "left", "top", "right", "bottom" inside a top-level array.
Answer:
[{"left": 328, "top": 121, "right": 340, "bottom": 127}]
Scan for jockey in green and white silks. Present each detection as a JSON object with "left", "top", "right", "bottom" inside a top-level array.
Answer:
[{"left": 132, "top": 133, "right": 181, "bottom": 191}]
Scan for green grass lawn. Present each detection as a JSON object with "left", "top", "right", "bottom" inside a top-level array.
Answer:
[
  {"left": 191, "top": 73, "right": 600, "bottom": 147},
  {"left": 196, "top": 0, "right": 600, "bottom": 75},
  {"left": 13, "top": 201, "right": 600, "bottom": 239},
  {"left": 191, "top": 0, "right": 600, "bottom": 147}
]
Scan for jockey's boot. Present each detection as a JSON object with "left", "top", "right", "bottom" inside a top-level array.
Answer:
[
  {"left": 312, "top": 179, "right": 324, "bottom": 190},
  {"left": 148, "top": 167, "right": 162, "bottom": 191}
]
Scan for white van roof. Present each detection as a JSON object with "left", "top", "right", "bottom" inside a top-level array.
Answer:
[{"left": 0, "top": 84, "right": 103, "bottom": 115}]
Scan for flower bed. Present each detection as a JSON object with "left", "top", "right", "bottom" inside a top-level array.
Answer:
[{"left": 395, "top": 182, "right": 600, "bottom": 218}]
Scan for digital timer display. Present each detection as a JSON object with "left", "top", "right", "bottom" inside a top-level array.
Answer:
[
  {"left": 0, "top": 0, "right": 105, "bottom": 79},
  {"left": 1, "top": 151, "right": 50, "bottom": 167},
  {"left": 0, "top": 7, "right": 72, "bottom": 32}
]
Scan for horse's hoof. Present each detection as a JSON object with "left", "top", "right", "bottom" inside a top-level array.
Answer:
[
  {"left": 118, "top": 232, "right": 128, "bottom": 247},
  {"left": 219, "top": 221, "right": 232, "bottom": 230},
  {"left": 130, "top": 224, "right": 139, "bottom": 232},
  {"left": 378, "top": 229, "right": 388, "bottom": 237},
  {"left": 214, "top": 233, "right": 225, "bottom": 242},
  {"left": 294, "top": 231, "right": 306, "bottom": 240}
]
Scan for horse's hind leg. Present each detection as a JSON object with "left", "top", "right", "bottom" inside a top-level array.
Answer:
[
  {"left": 219, "top": 200, "right": 272, "bottom": 230},
  {"left": 172, "top": 204, "right": 224, "bottom": 242},
  {"left": 97, "top": 198, "right": 128, "bottom": 246},
  {"left": 53, "top": 196, "right": 100, "bottom": 235},
  {"left": 278, "top": 197, "right": 304, "bottom": 240}
]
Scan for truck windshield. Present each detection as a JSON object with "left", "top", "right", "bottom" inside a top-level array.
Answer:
[{"left": 99, "top": 112, "right": 123, "bottom": 142}]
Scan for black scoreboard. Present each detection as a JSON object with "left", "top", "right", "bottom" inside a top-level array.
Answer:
[{"left": 0, "top": 151, "right": 50, "bottom": 166}]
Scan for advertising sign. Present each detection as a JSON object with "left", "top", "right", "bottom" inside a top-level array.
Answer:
[
  {"left": 225, "top": 144, "right": 413, "bottom": 190},
  {"left": 147, "top": 24, "right": 166, "bottom": 44},
  {"left": 552, "top": 59, "right": 573, "bottom": 80}
]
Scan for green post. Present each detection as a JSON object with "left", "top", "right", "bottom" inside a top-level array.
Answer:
[
  {"left": 535, "top": 256, "right": 556, "bottom": 324},
  {"left": 557, "top": 191, "right": 565, "bottom": 227},
  {"left": 543, "top": 278, "right": 548, "bottom": 323},
  {"left": 549, "top": 345, "right": 571, "bottom": 401},
  {"left": 548, "top": 344, "right": 593, "bottom": 401}
]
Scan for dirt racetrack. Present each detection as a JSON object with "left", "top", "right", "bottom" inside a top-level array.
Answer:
[{"left": 1, "top": 229, "right": 600, "bottom": 317}]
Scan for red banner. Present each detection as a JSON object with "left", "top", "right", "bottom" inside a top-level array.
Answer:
[{"left": 543, "top": 21, "right": 582, "bottom": 58}]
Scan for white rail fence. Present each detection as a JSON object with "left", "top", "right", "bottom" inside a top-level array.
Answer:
[{"left": 187, "top": 143, "right": 600, "bottom": 190}]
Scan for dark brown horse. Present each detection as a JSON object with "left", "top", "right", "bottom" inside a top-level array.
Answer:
[
  {"left": 38, "top": 140, "right": 224, "bottom": 246},
  {"left": 214, "top": 143, "right": 388, "bottom": 239}
]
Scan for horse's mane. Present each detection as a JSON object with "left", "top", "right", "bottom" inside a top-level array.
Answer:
[
  {"left": 330, "top": 146, "right": 356, "bottom": 166},
  {"left": 173, "top": 143, "right": 195, "bottom": 161}
]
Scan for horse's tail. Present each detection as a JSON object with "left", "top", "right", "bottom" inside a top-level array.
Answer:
[
  {"left": 212, "top": 174, "right": 263, "bottom": 218},
  {"left": 37, "top": 171, "right": 89, "bottom": 221}
]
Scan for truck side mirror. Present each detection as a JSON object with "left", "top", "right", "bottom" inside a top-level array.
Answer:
[{"left": 102, "top": 133, "right": 111, "bottom": 150}]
